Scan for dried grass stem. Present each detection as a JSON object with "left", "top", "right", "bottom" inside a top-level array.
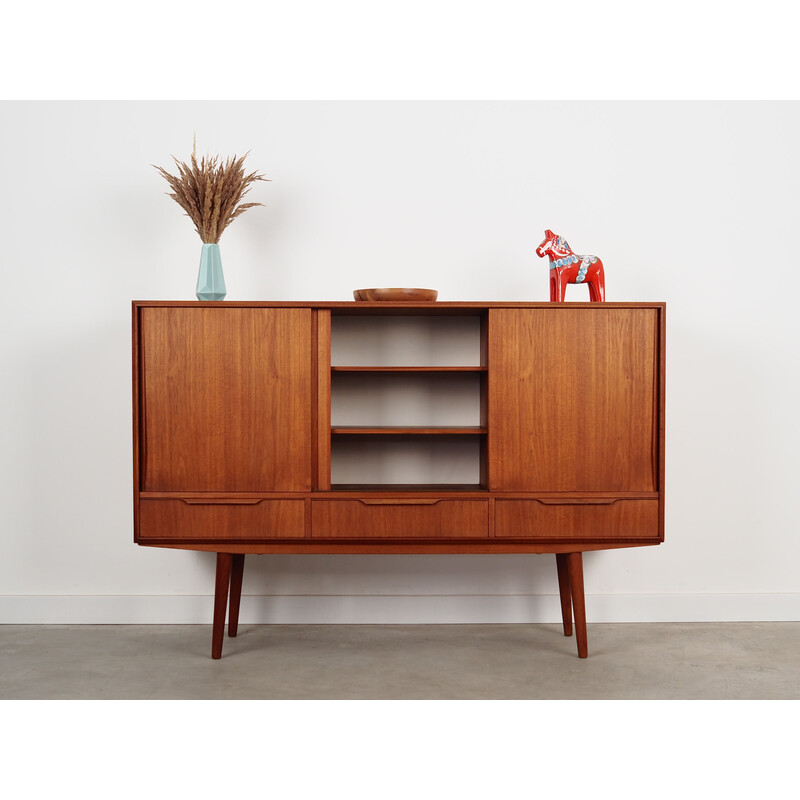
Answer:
[{"left": 153, "top": 138, "right": 268, "bottom": 243}]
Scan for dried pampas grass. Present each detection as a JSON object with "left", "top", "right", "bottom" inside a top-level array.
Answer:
[{"left": 153, "top": 137, "right": 269, "bottom": 244}]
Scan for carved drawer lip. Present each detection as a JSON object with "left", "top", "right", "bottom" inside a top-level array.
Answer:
[
  {"left": 137, "top": 497, "right": 307, "bottom": 541},
  {"left": 494, "top": 497, "right": 660, "bottom": 541},
  {"left": 139, "top": 492, "right": 308, "bottom": 499},
  {"left": 310, "top": 498, "right": 490, "bottom": 539}
]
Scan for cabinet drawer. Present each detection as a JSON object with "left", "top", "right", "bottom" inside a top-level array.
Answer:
[
  {"left": 495, "top": 499, "right": 659, "bottom": 540},
  {"left": 312, "top": 499, "right": 489, "bottom": 538},
  {"left": 138, "top": 498, "right": 306, "bottom": 540}
]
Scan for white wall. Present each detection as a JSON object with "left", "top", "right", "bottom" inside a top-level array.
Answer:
[{"left": 1, "top": 100, "right": 798, "bottom": 623}]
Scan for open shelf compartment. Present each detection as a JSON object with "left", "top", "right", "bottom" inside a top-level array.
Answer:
[
  {"left": 325, "top": 311, "right": 489, "bottom": 490},
  {"left": 330, "top": 433, "right": 486, "bottom": 489}
]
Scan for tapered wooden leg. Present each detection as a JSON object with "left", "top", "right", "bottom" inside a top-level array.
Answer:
[
  {"left": 555, "top": 553, "right": 573, "bottom": 637},
  {"left": 212, "top": 553, "right": 232, "bottom": 659},
  {"left": 566, "top": 552, "right": 588, "bottom": 658},
  {"left": 228, "top": 554, "right": 245, "bottom": 638}
]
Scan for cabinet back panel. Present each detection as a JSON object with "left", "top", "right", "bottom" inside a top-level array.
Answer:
[
  {"left": 140, "top": 308, "right": 312, "bottom": 492},
  {"left": 331, "top": 316, "right": 482, "bottom": 366},
  {"left": 331, "top": 372, "right": 482, "bottom": 427},
  {"left": 331, "top": 435, "right": 482, "bottom": 485}
]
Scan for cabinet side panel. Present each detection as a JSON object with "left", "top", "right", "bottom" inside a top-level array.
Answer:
[
  {"left": 658, "top": 305, "right": 666, "bottom": 539},
  {"left": 132, "top": 305, "right": 142, "bottom": 539},
  {"left": 489, "top": 308, "right": 658, "bottom": 492},
  {"left": 141, "top": 307, "right": 312, "bottom": 492}
]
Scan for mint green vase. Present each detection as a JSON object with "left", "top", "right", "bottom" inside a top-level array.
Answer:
[{"left": 196, "top": 243, "right": 226, "bottom": 301}]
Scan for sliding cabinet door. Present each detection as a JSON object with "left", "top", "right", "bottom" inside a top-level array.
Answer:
[
  {"left": 488, "top": 308, "right": 659, "bottom": 492},
  {"left": 139, "top": 307, "right": 312, "bottom": 492}
]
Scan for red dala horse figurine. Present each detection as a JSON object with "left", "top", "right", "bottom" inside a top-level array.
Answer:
[{"left": 536, "top": 229, "right": 605, "bottom": 302}]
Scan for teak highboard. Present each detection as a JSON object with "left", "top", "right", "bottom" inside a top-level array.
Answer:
[{"left": 132, "top": 301, "right": 666, "bottom": 658}]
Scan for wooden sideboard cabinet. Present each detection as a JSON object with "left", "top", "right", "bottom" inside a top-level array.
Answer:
[{"left": 132, "top": 301, "right": 666, "bottom": 658}]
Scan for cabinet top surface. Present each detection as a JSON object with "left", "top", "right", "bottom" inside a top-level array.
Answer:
[{"left": 133, "top": 300, "right": 665, "bottom": 310}]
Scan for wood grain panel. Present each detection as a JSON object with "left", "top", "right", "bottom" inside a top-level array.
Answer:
[
  {"left": 144, "top": 541, "right": 653, "bottom": 554},
  {"left": 140, "top": 307, "right": 312, "bottom": 492},
  {"left": 495, "top": 498, "right": 659, "bottom": 540},
  {"left": 315, "top": 310, "right": 331, "bottom": 490},
  {"left": 311, "top": 499, "right": 489, "bottom": 538},
  {"left": 139, "top": 498, "right": 307, "bottom": 540},
  {"left": 489, "top": 308, "right": 658, "bottom": 491}
]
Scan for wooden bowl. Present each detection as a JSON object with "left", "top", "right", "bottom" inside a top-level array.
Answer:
[{"left": 353, "top": 288, "right": 438, "bottom": 302}]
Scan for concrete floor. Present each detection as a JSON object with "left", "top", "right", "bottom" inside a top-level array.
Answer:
[{"left": 1, "top": 622, "right": 797, "bottom": 699}]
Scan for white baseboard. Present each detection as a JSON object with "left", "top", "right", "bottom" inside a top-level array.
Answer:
[{"left": 1, "top": 594, "right": 799, "bottom": 624}]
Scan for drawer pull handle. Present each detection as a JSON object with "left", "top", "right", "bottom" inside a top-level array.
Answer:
[
  {"left": 181, "top": 499, "right": 264, "bottom": 505},
  {"left": 536, "top": 498, "right": 618, "bottom": 506},
  {"left": 358, "top": 499, "right": 441, "bottom": 506}
]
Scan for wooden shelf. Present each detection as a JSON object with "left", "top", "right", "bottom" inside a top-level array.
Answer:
[
  {"left": 331, "top": 366, "right": 487, "bottom": 372},
  {"left": 330, "top": 483, "right": 486, "bottom": 492},
  {"left": 331, "top": 426, "right": 487, "bottom": 435}
]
